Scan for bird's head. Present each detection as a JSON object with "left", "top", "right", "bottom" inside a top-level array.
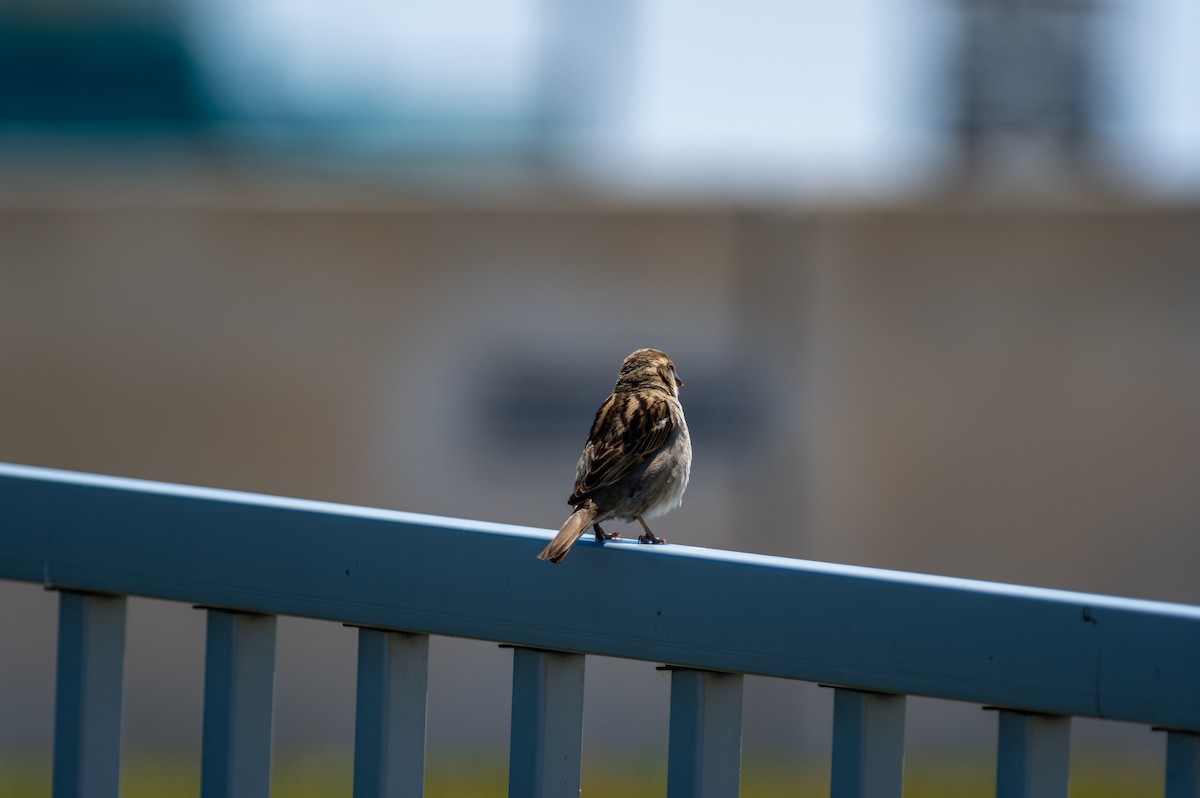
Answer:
[{"left": 615, "top": 348, "right": 683, "bottom": 396}]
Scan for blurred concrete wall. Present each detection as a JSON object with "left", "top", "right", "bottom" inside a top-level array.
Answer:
[{"left": 2, "top": 189, "right": 1198, "bottom": 760}]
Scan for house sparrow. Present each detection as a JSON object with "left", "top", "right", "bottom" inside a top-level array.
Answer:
[{"left": 537, "top": 348, "right": 692, "bottom": 563}]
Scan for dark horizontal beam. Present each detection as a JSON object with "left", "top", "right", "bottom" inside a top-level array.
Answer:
[{"left": 2, "top": 462, "right": 1198, "bottom": 730}]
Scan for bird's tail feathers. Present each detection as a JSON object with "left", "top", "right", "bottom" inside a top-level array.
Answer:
[{"left": 537, "top": 504, "right": 598, "bottom": 563}]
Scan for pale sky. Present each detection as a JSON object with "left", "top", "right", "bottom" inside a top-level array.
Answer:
[{"left": 185, "top": 0, "right": 1200, "bottom": 195}]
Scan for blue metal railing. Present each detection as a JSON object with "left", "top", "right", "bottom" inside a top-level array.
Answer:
[{"left": 2, "top": 462, "right": 1199, "bottom": 797}]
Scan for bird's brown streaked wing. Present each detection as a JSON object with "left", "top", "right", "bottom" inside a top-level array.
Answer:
[{"left": 569, "top": 393, "right": 674, "bottom": 504}]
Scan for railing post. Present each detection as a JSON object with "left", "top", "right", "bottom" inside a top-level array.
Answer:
[
  {"left": 507, "top": 646, "right": 586, "bottom": 798},
  {"left": 665, "top": 667, "right": 744, "bottom": 798},
  {"left": 352, "top": 628, "right": 429, "bottom": 798},
  {"left": 993, "top": 709, "right": 1071, "bottom": 798},
  {"left": 829, "top": 687, "right": 906, "bottom": 798},
  {"left": 200, "top": 609, "right": 277, "bottom": 798},
  {"left": 1162, "top": 729, "right": 1200, "bottom": 798},
  {"left": 52, "top": 591, "right": 127, "bottom": 798}
]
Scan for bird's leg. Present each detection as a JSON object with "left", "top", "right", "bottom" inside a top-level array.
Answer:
[
  {"left": 593, "top": 523, "right": 620, "bottom": 542},
  {"left": 635, "top": 516, "right": 667, "bottom": 545}
]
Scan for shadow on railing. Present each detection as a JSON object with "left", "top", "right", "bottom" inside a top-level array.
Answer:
[{"left": 2, "top": 463, "right": 1199, "bottom": 798}]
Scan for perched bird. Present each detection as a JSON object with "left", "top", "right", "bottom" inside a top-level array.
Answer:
[{"left": 538, "top": 348, "right": 692, "bottom": 563}]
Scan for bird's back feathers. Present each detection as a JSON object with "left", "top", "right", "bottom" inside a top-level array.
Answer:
[{"left": 569, "top": 392, "right": 674, "bottom": 505}]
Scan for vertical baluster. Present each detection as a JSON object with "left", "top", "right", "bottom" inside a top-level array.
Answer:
[
  {"left": 665, "top": 667, "right": 744, "bottom": 798},
  {"left": 829, "top": 688, "right": 906, "bottom": 798},
  {"left": 507, "top": 647, "right": 586, "bottom": 798},
  {"left": 52, "top": 591, "right": 127, "bottom": 798},
  {"left": 1164, "top": 730, "right": 1200, "bottom": 798},
  {"left": 993, "top": 709, "right": 1071, "bottom": 798},
  {"left": 200, "top": 609, "right": 277, "bottom": 798},
  {"left": 352, "top": 628, "right": 429, "bottom": 798}
]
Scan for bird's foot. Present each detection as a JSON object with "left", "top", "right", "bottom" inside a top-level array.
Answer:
[
  {"left": 634, "top": 516, "right": 667, "bottom": 545},
  {"left": 593, "top": 524, "right": 621, "bottom": 542}
]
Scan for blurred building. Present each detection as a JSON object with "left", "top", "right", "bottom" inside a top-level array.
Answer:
[
  {"left": 952, "top": 0, "right": 1099, "bottom": 176},
  {"left": 1, "top": 0, "right": 1198, "bottom": 773}
]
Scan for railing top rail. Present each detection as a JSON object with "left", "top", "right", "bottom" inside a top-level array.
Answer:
[{"left": 3, "top": 462, "right": 1199, "bottom": 731}]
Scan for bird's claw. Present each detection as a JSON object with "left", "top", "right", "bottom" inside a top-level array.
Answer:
[
  {"left": 594, "top": 525, "right": 621, "bottom": 542},
  {"left": 637, "top": 533, "right": 667, "bottom": 545}
]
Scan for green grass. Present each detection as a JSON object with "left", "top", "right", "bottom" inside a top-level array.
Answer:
[{"left": 0, "top": 755, "right": 1163, "bottom": 797}]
